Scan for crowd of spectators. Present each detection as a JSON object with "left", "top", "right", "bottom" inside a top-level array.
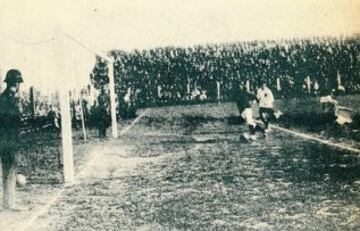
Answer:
[
  {"left": 13, "top": 35, "right": 360, "bottom": 129},
  {"left": 16, "top": 34, "right": 360, "bottom": 126},
  {"left": 110, "top": 34, "right": 360, "bottom": 109}
]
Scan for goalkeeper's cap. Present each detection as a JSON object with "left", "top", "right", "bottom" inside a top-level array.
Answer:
[{"left": 4, "top": 69, "right": 23, "bottom": 85}]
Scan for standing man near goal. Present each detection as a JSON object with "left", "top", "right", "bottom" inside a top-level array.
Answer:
[
  {"left": 257, "top": 81, "right": 281, "bottom": 135},
  {"left": 0, "top": 69, "right": 23, "bottom": 210}
]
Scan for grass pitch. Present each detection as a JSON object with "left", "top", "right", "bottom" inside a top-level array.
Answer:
[{"left": 36, "top": 101, "right": 360, "bottom": 231}]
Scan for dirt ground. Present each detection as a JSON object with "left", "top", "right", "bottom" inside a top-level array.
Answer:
[{"left": 1, "top": 103, "right": 360, "bottom": 230}]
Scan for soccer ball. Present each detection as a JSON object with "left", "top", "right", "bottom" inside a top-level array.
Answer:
[
  {"left": 242, "top": 133, "right": 250, "bottom": 140},
  {"left": 16, "top": 174, "right": 27, "bottom": 187},
  {"left": 242, "top": 133, "right": 257, "bottom": 141}
]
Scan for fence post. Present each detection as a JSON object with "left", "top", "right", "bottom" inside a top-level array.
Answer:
[
  {"left": 30, "top": 87, "right": 35, "bottom": 118},
  {"left": 187, "top": 76, "right": 191, "bottom": 95},
  {"left": 157, "top": 85, "right": 162, "bottom": 98},
  {"left": 246, "top": 80, "right": 250, "bottom": 92},
  {"left": 276, "top": 77, "right": 281, "bottom": 91},
  {"left": 306, "top": 76, "right": 311, "bottom": 94},
  {"left": 108, "top": 62, "right": 118, "bottom": 139},
  {"left": 80, "top": 92, "right": 87, "bottom": 141},
  {"left": 217, "top": 81, "right": 220, "bottom": 100},
  {"left": 337, "top": 70, "right": 341, "bottom": 86}
]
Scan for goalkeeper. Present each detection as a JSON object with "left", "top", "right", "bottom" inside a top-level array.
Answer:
[{"left": 231, "top": 83, "right": 259, "bottom": 141}]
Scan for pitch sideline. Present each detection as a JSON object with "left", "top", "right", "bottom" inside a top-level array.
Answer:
[
  {"left": 137, "top": 116, "right": 360, "bottom": 155},
  {"left": 270, "top": 124, "right": 360, "bottom": 155}
]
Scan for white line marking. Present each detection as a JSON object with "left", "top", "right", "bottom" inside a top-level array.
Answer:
[
  {"left": 76, "top": 108, "right": 150, "bottom": 179},
  {"left": 119, "top": 108, "right": 150, "bottom": 136},
  {"left": 133, "top": 132, "right": 187, "bottom": 138},
  {"left": 17, "top": 188, "right": 66, "bottom": 231},
  {"left": 17, "top": 108, "right": 151, "bottom": 231},
  {"left": 270, "top": 124, "right": 360, "bottom": 154},
  {"left": 127, "top": 120, "right": 360, "bottom": 154}
]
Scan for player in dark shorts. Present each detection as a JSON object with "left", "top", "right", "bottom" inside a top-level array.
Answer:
[{"left": 230, "top": 84, "right": 260, "bottom": 141}]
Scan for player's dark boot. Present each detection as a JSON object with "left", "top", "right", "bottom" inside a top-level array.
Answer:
[{"left": 249, "top": 125, "right": 258, "bottom": 141}]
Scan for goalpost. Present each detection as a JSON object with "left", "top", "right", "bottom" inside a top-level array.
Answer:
[
  {"left": 54, "top": 26, "right": 74, "bottom": 184},
  {"left": 0, "top": 20, "right": 120, "bottom": 219},
  {"left": 54, "top": 26, "right": 119, "bottom": 184},
  {"left": 0, "top": 24, "right": 119, "bottom": 211}
]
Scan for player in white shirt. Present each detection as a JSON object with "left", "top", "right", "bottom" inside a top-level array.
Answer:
[{"left": 257, "top": 81, "right": 282, "bottom": 134}]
